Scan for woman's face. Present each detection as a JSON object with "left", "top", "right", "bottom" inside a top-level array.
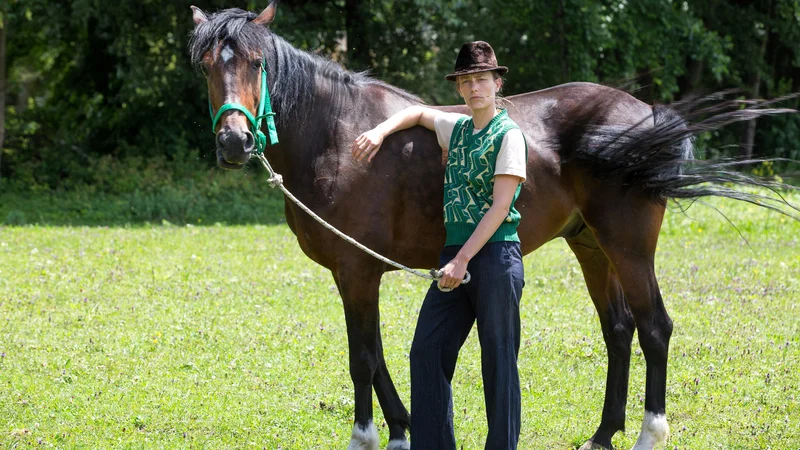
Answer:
[{"left": 456, "top": 71, "right": 501, "bottom": 111}]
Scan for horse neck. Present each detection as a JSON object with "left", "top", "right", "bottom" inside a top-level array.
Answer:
[{"left": 264, "top": 36, "right": 420, "bottom": 185}]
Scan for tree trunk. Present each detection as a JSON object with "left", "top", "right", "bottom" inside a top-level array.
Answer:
[
  {"left": 677, "top": 58, "right": 704, "bottom": 100},
  {"left": 740, "top": 37, "right": 767, "bottom": 159},
  {"left": 740, "top": 2, "right": 771, "bottom": 159},
  {"left": 0, "top": 14, "right": 7, "bottom": 183}
]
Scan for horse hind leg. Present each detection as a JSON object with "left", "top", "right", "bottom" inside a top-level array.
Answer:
[
  {"left": 567, "top": 227, "right": 635, "bottom": 450},
  {"left": 586, "top": 201, "right": 673, "bottom": 450},
  {"left": 605, "top": 248, "right": 671, "bottom": 450}
]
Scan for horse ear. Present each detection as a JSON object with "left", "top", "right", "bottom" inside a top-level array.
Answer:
[
  {"left": 191, "top": 6, "right": 208, "bottom": 25},
  {"left": 253, "top": 1, "right": 278, "bottom": 26}
]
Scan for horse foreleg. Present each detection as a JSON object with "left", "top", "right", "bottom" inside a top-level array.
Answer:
[
  {"left": 335, "top": 266, "right": 408, "bottom": 450},
  {"left": 567, "top": 230, "right": 635, "bottom": 450},
  {"left": 335, "top": 269, "right": 381, "bottom": 450},
  {"left": 374, "top": 333, "right": 410, "bottom": 450}
]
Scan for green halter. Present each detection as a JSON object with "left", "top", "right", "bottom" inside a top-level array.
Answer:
[{"left": 209, "top": 56, "right": 279, "bottom": 154}]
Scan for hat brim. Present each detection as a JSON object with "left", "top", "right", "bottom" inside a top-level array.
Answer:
[{"left": 445, "top": 66, "right": 508, "bottom": 81}]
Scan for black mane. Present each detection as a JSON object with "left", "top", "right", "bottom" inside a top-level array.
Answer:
[
  {"left": 189, "top": 9, "right": 263, "bottom": 65},
  {"left": 189, "top": 8, "right": 421, "bottom": 125}
]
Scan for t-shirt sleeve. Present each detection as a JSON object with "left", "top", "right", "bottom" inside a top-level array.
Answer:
[
  {"left": 434, "top": 112, "right": 469, "bottom": 150},
  {"left": 494, "top": 128, "right": 527, "bottom": 182}
]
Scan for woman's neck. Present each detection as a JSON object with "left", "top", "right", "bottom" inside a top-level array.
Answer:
[{"left": 471, "top": 105, "right": 498, "bottom": 129}]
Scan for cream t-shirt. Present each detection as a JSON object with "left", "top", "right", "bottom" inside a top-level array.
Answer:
[{"left": 433, "top": 112, "right": 527, "bottom": 182}]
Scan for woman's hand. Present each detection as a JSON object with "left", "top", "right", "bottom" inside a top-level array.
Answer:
[
  {"left": 351, "top": 128, "right": 385, "bottom": 162},
  {"left": 438, "top": 255, "right": 469, "bottom": 290},
  {"left": 350, "top": 106, "right": 439, "bottom": 163}
]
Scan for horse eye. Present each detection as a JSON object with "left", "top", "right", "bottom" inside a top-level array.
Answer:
[{"left": 251, "top": 60, "right": 262, "bottom": 70}]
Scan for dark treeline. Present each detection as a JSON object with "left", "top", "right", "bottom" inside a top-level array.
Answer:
[{"left": 1, "top": 0, "right": 799, "bottom": 193}]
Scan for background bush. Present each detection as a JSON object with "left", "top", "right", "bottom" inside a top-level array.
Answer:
[{"left": 1, "top": 0, "right": 798, "bottom": 223}]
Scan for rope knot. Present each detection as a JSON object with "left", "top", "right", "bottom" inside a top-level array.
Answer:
[{"left": 268, "top": 173, "right": 283, "bottom": 188}]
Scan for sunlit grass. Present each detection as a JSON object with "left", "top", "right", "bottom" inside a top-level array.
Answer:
[{"left": 1, "top": 193, "right": 798, "bottom": 448}]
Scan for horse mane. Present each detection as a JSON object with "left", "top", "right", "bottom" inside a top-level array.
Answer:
[{"left": 189, "top": 8, "right": 422, "bottom": 126}]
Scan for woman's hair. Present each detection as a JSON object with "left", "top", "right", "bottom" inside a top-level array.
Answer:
[{"left": 491, "top": 72, "right": 510, "bottom": 108}]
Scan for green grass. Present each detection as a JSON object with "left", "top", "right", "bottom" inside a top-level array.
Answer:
[{"left": 1, "top": 194, "right": 798, "bottom": 449}]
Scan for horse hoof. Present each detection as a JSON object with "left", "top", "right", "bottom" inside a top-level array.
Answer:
[
  {"left": 386, "top": 438, "right": 410, "bottom": 450},
  {"left": 578, "top": 440, "right": 612, "bottom": 450},
  {"left": 347, "top": 420, "right": 379, "bottom": 450}
]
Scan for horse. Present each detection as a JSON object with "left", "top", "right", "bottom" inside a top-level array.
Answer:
[{"left": 188, "top": 3, "right": 797, "bottom": 449}]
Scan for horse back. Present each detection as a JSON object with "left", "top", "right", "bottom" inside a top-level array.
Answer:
[{"left": 305, "top": 82, "right": 654, "bottom": 270}]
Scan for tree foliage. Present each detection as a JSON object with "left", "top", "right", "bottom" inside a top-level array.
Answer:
[{"left": 1, "top": 0, "right": 799, "bottom": 190}]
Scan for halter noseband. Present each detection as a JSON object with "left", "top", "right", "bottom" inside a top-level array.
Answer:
[{"left": 208, "top": 56, "right": 279, "bottom": 155}]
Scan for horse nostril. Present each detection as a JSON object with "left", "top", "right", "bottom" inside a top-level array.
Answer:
[
  {"left": 217, "top": 130, "right": 248, "bottom": 151},
  {"left": 243, "top": 131, "right": 255, "bottom": 152}
]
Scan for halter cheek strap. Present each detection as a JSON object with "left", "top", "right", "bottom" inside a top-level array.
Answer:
[{"left": 209, "top": 56, "right": 279, "bottom": 155}]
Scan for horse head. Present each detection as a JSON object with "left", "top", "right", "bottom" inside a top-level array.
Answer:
[{"left": 190, "top": 3, "right": 278, "bottom": 169}]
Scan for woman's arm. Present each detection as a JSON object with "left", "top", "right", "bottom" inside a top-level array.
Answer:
[
  {"left": 437, "top": 174, "right": 523, "bottom": 290},
  {"left": 351, "top": 105, "right": 441, "bottom": 162}
]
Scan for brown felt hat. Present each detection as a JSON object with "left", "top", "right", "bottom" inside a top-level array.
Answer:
[{"left": 445, "top": 41, "right": 508, "bottom": 81}]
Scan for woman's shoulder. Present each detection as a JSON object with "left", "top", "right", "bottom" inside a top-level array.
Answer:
[
  {"left": 434, "top": 112, "right": 470, "bottom": 130},
  {"left": 433, "top": 112, "right": 469, "bottom": 149}
]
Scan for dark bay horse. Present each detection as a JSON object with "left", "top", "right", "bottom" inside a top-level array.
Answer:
[{"left": 189, "top": 4, "right": 797, "bottom": 449}]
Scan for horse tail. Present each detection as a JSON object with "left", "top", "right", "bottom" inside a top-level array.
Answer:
[{"left": 569, "top": 94, "right": 799, "bottom": 219}]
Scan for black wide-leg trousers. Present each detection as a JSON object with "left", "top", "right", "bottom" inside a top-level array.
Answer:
[{"left": 410, "top": 241, "right": 525, "bottom": 450}]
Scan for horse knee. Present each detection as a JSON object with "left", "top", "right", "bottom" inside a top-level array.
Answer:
[
  {"left": 660, "top": 314, "right": 674, "bottom": 339},
  {"left": 349, "top": 348, "right": 379, "bottom": 383},
  {"left": 607, "top": 319, "right": 634, "bottom": 348}
]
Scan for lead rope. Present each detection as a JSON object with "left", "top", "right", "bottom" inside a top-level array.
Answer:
[{"left": 255, "top": 153, "right": 470, "bottom": 291}]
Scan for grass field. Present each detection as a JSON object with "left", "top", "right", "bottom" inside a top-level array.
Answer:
[{"left": 1, "top": 194, "right": 798, "bottom": 449}]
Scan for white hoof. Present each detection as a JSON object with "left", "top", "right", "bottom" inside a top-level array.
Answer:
[
  {"left": 347, "top": 420, "right": 379, "bottom": 450},
  {"left": 386, "top": 438, "right": 410, "bottom": 450},
  {"left": 631, "top": 411, "right": 669, "bottom": 450}
]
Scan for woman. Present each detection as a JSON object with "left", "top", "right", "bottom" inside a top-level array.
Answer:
[{"left": 351, "top": 41, "right": 527, "bottom": 450}]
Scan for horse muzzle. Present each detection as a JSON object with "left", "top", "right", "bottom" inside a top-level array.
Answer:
[{"left": 216, "top": 128, "right": 255, "bottom": 169}]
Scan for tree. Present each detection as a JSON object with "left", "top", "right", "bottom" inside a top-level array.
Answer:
[
  {"left": 0, "top": 4, "right": 6, "bottom": 182},
  {"left": 1, "top": 0, "right": 798, "bottom": 191}
]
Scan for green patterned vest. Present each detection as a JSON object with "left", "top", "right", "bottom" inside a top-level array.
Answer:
[{"left": 443, "top": 109, "right": 526, "bottom": 246}]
